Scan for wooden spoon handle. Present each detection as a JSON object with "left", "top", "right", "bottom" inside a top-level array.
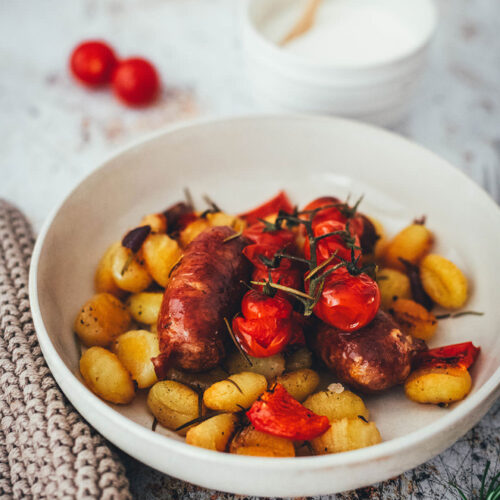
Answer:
[{"left": 280, "top": 0, "right": 323, "bottom": 46}]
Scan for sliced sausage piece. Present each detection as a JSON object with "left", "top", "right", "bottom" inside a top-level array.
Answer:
[
  {"left": 313, "top": 310, "right": 426, "bottom": 393},
  {"left": 153, "top": 226, "right": 251, "bottom": 374}
]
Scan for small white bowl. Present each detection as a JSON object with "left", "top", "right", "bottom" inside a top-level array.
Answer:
[
  {"left": 30, "top": 115, "right": 500, "bottom": 497},
  {"left": 242, "top": 0, "right": 437, "bottom": 126}
]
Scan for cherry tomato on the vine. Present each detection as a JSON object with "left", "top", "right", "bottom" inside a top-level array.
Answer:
[
  {"left": 112, "top": 57, "right": 160, "bottom": 106},
  {"left": 233, "top": 290, "right": 297, "bottom": 357},
  {"left": 243, "top": 243, "right": 303, "bottom": 299},
  {"left": 70, "top": 40, "right": 118, "bottom": 86},
  {"left": 304, "top": 220, "right": 361, "bottom": 265},
  {"left": 301, "top": 196, "right": 343, "bottom": 229},
  {"left": 308, "top": 266, "right": 380, "bottom": 331}
]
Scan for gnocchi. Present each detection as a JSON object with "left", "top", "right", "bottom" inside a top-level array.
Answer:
[
  {"left": 74, "top": 293, "right": 131, "bottom": 347},
  {"left": 80, "top": 347, "right": 135, "bottom": 404}
]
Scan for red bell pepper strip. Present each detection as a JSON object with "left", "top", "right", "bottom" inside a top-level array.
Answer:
[
  {"left": 246, "top": 384, "right": 330, "bottom": 440},
  {"left": 415, "top": 342, "right": 480, "bottom": 370},
  {"left": 239, "top": 191, "right": 294, "bottom": 226}
]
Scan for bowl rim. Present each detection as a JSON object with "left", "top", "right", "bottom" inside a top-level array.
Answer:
[
  {"left": 29, "top": 114, "right": 500, "bottom": 475},
  {"left": 241, "top": 0, "right": 438, "bottom": 73}
]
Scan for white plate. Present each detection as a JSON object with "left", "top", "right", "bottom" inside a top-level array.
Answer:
[{"left": 29, "top": 115, "right": 500, "bottom": 497}]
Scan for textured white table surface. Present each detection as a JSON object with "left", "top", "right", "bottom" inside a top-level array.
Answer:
[{"left": 1, "top": 0, "right": 499, "bottom": 498}]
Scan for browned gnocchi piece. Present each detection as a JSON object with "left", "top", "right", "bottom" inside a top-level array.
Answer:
[
  {"left": 113, "top": 330, "right": 160, "bottom": 388},
  {"left": 205, "top": 212, "right": 247, "bottom": 232},
  {"left": 226, "top": 352, "right": 286, "bottom": 380},
  {"left": 147, "top": 380, "right": 201, "bottom": 435},
  {"left": 310, "top": 417, "right": 382, "bottom": 455},
  {"left": 420, "top": 254, "right": 468, "bottom": 309},
  {"left": 285, "top": 348, "right": 313, "bottom": 372},
  {"left": 229, "top": 425, "right": 295, "bottom": 457},
  {"left": 303, "top": 390, "right": 369, "bottom": 421},
  {"left": 203, "top": 372, "right": 267, "bottom": 412},
  {"left": 383, "top": 223, "right": 433, "bottom": 271},
  {"left": 389, "top": 298, "right": 438, "bottom": 341},
  {"left": 185, "top": 413, "right": 238, "bottom": 451},
  {"left": 404, "top": 366, "right": 472, "bottom": 404},
  {"left": 126, "top": 292, "right": 163, "bottom": 325},
  {"left": 179, "top": 218, "right": 211, "bottom": 248},
  {"left": 275, "top": 369, "right": 320, "bottom": 402},
  {"left": 74, "top": 293, "right": 131, "bottom": 347},
  {"left": 140, "top": 213, "right": 167, "bottom": 234},
  {"left": 377, "top": 268, "right": 412, "bottom": 310},
  {"left": 142, "top": 233, "right": 182, "bottom": 287},
  {"left": 111, "top": 245, "right": 152, "bottom": 293},
  {"left": 94, "top": 241, "right": 123, "bottom": 296},
  {"left": 80, "top": 347, "right": 135, "bottom": 404}
]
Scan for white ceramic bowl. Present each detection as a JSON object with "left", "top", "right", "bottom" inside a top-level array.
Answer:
[
  {"left": 242, "top": 0, "right": 437, "bottom": 126},
  {"left": 30, "top": 115, "right": 500, "bottom": 497}
]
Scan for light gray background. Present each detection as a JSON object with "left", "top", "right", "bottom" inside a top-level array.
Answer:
[{"left": 1, "top": 0, "right": 498, "bottom": 498}]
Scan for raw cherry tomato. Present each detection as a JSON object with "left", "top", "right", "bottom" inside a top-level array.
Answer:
[
  {"left": 233, "top": 290, "right": 297, "bottom": 357},
  {"left": 239, "top": 191, "right": 294, "bottom": 226},
  {"left": 308, "top": 266, "right": 380, "bottom": 331},
  {"left": 304, "top": 220, "right": 361, "bottom": 265},
  {"left": 112, "top": 57, "right": 160, "bottom": 106},
  {"left": 70, "top": 40, "right": 118, "bottom": 86},
  {"left": 243, "top": 222, "right": 295, "bottom": 249}
]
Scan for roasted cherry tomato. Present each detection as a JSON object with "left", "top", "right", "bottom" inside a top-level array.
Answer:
[
  {"left": 301, "top": 196, "right": 378, "bottom": 254},
  {"left": 233, "top": 290, "right": 296, "bottom": 357},
  {"left": 239, "top": 191, "right": 294, "bottom": 226},
  {"left": 243, "top": 222, "right": 295, "bottom": 249},
  {"left": 243, "top": 243, "right": 303, "bottom": 298},
  {"left": 308, "top": 266, "right": 380, "bottom": 331},
  {"left": 415, "top": 342, "right": 480, "bottom": 370},
  {"left": 70, "top": 40, "right": 118, "bottom": 86},
  {"left": 112, "top": 57, "right": 160, "bottom": 106},
  {"left": 304, "top": 220, "right": 361, "bottom": 265},
  {"left": 246, "top": 383, "right": 330, "bottom": 440},
  {"left": 301, "top": 196, "right": 343, "bottom": 228}
]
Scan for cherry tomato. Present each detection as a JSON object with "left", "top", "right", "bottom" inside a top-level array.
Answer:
[
  {"left": 301, "top": 196, "right": 344, "bottom": 228},
  {"left": 243, "top": 244, "right": 303, "bottom": 299},
  {"left": 301, "top": 197, "right": 377, "bottom": 254},
  {"left": 247, "top": 384, "right": 330, "bottom": 440},
  {"left": 233, "top": 290, "right": 296, "bottom": 357},
  {"left": 415, "top": 342, "right": 480, "bottom": 370},
  {"left": 70, "top": 40, "right": 118, "bottom": 86},
  {"left": 239, "top": 191, "right": 294, "bottom": 226},
  {"left": 112, "top": 57, "right": 159, "bottom": 106},
  {"left": 241, "top": 289, "right": 292, "bottom": 320},
  {"left": 304, "top": 220, "right": 361, "bottom": 265},
  {"left": 308, "top": 266, "right": 380, "bottom": 331},
  {"left": 243, "top": 222, "right": 295, "bottom": 249}
]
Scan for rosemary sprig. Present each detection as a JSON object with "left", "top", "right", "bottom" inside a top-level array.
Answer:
[
  {"left": 223, "top": 230, "right": 243, "bottom": 243},
  {"left": 224, "top": 317, "right": 253, "bottom": 367},
  {"left": 436, "top": 311, "right": 484, "bottom": 320}
]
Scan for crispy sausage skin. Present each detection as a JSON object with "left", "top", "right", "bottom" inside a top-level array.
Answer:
[
  {"left": 313, "top": 310, "right": 426, "bottom": 393},
  {"left": 153, "top": 226, "right": 251, "bottom": 375}
]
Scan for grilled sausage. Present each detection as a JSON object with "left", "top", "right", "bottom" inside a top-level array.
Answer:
[
  {"left": 313, "top": 310, "right": 426, "bottom": 393},
  {"left": 153, "top": 226, "right": 251, "bottom": 375}
]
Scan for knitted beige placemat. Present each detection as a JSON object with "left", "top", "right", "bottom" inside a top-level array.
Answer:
[{"left": 0, "top": 200, "right": 131, "bottom": 500}]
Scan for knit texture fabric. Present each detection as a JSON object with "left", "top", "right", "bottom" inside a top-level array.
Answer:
[{"left": 0, "top": 200, "right": 131, "bottom": 500}]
